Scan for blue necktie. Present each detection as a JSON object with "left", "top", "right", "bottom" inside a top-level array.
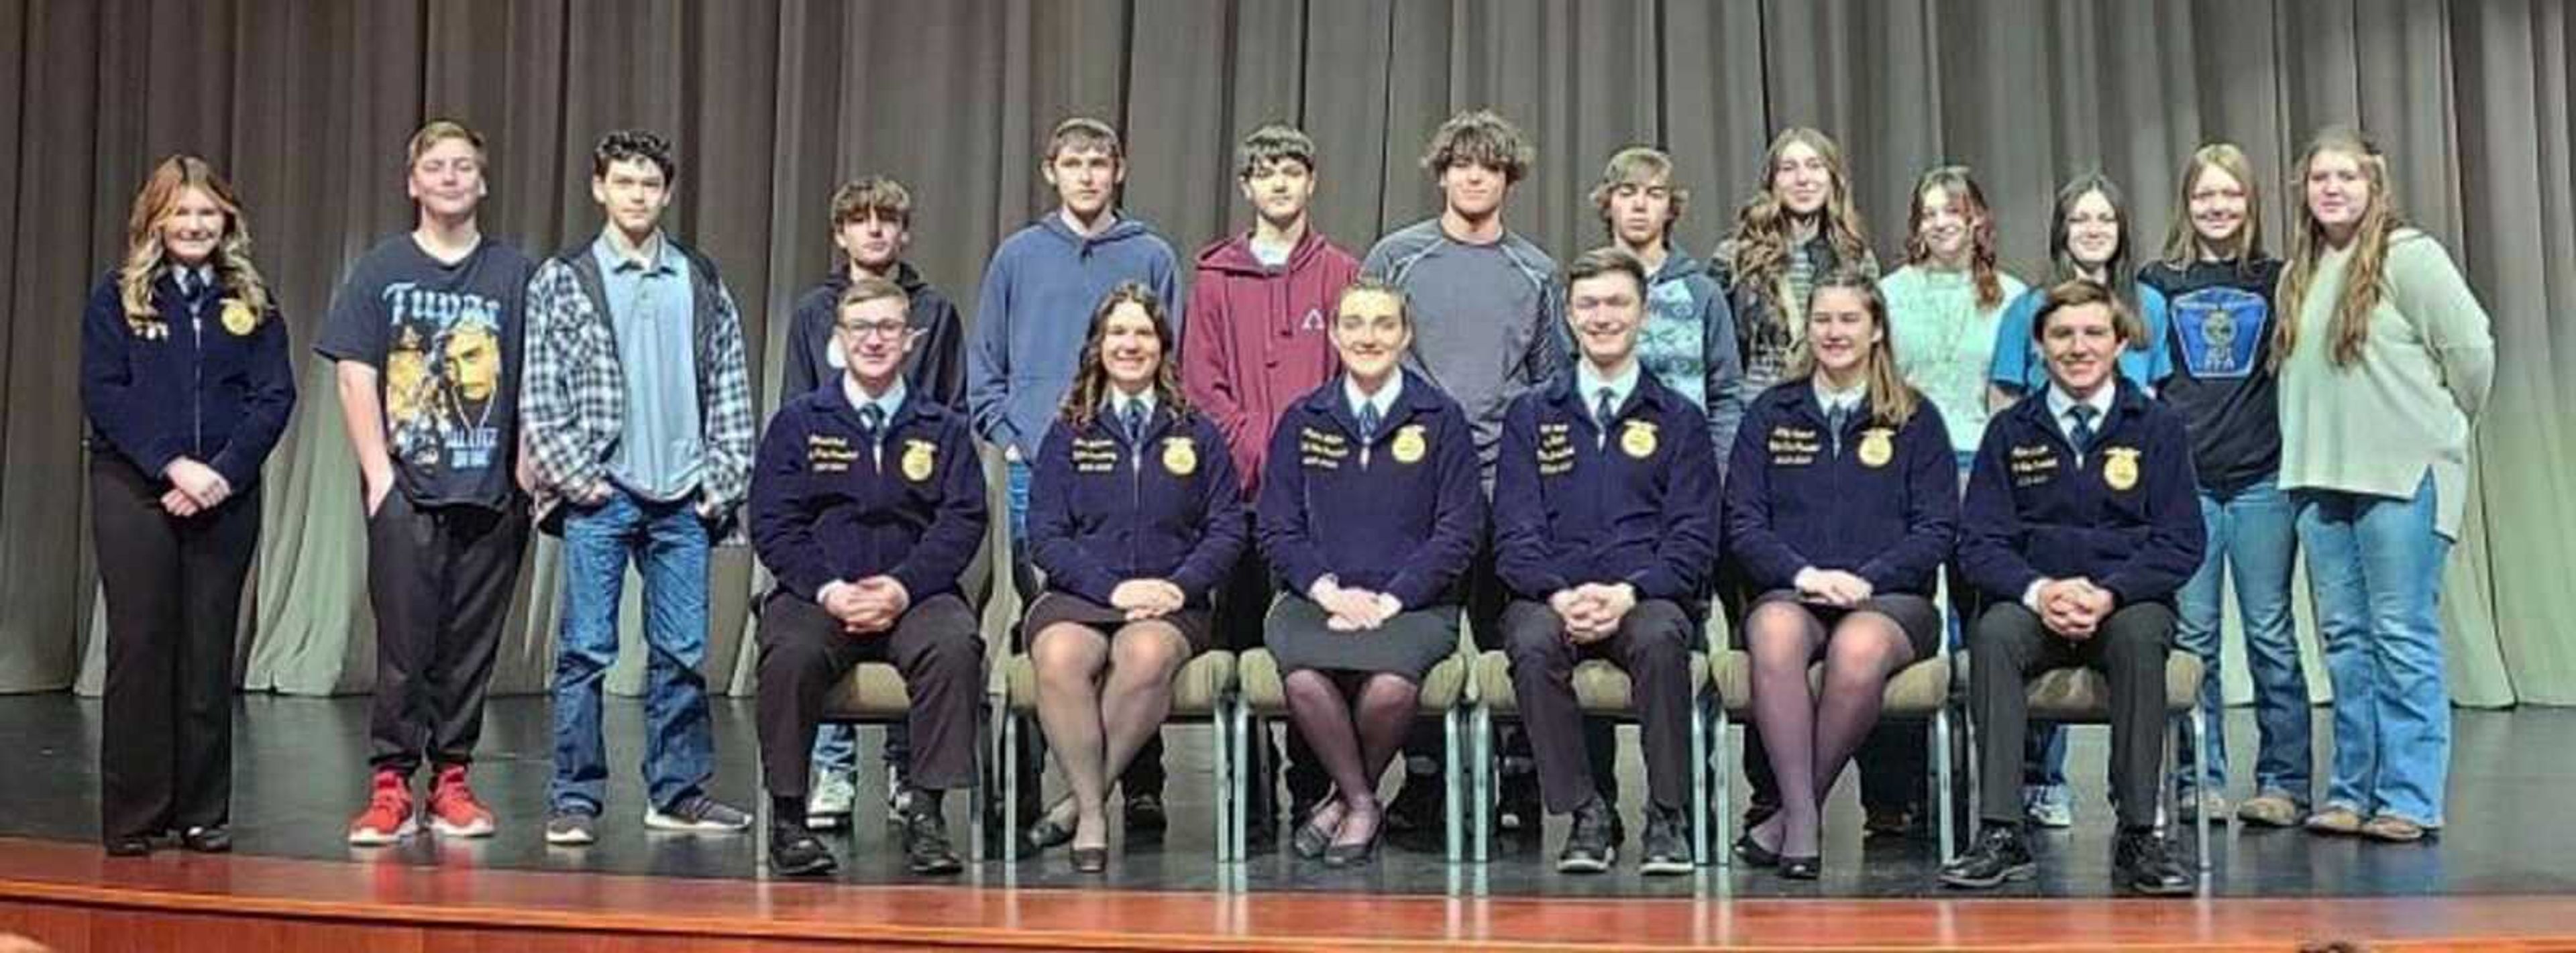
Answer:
[
  {"left": 1122, "top": 399, "right": 1146, "bottom": 445},
  {"left": 1595, "top": 388, "right": 1618, "bottom": 448},
  {"left": 857, "top": 404, "right": 885, "bottom": 441},
  {"left": 1827, "top": 402, "right": 1850, "bottom": 457},
  {"left": 2069, "top": 405, "right": 2098, "bottom": 457},
  {"left": 1356, "top": 403, "right": 1381, "bottom": 445}
]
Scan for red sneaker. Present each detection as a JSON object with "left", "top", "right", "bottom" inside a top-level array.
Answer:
[
  {"left": 347, "top": 769, "right": 417, "bottom": 846},
  {"left": 427, "top": 765, "right": 496, "bottom": 838}
]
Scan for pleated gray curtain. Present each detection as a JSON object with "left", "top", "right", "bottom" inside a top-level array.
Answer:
[{"left": 3, "top": 0, "right": 2568, "bottom": 707}]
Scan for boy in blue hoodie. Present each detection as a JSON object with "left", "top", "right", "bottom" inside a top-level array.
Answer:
[{"left": 967, "top": 117, "right": 1184, "bottom": 836}]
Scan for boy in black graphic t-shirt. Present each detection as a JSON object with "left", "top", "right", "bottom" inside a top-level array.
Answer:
[{"left": 315, "top": 120, "right": 537, "bottom": 848}]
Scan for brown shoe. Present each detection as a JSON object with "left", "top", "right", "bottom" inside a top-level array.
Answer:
[
  {"left": 2304, "top": 806, "right": 2365, "bottom": 836},
  {"left": 2360, "top": 815, "right": 2427, "bottom": 842},
  {"left": 2237, "top": 794, "right": 2302, "bottom": 828}
]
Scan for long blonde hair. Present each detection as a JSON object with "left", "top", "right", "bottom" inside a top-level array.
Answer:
[
  {"left": 1786, "top": 266, "right": 1921, "bottom": 427},
  {"left": 118, "top": 154, "right": 271, "bottom": 321},
  {"left": 2274, "top": 128, "right": 2404, "bottom": 370},
  {"left": 1904, "top": 165, "right": 2005, "bottom": 310},
  {"left": 2158, "top": 142, "right": 2268, "bottom": 270},
  {"left": 1725, "top": 128, "right": 1874, "bottom": 316}
]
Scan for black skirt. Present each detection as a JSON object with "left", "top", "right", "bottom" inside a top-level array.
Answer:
[
  {"left": 1749, "top": 590, "right": 1943, "bottom": 661},
  {"left": 1024, "top": 591, "right": 1215, "bottom": 655},
  {"left": 1263, "top": 596, "right": 1458, "bottom": 682}
]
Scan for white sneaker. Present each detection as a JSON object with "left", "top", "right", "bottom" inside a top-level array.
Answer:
[
  {"left": 2022, "top": 783, "right": 2074, "bottom": 828},
  {"left": 806, "top": 773, "right": 856, "bottom": 830}
]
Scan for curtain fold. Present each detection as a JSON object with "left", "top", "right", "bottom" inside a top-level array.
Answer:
[{"left": 1, "top": 0, "right": 2562, "bottom": 708}]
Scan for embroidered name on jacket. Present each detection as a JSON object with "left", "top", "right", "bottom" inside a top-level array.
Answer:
[
  {"left": 1071, "top": 436, "right": 1121, "bottom": 474},
  {"left": 1299, "top": 426, "right": 1348, "bottom": 470},
  {"left": 806, "top": 434, "right": 859, "bottom": 473},
  {"left": 1536, "top": 422, "right": 1576, "bottom": 476},
  {"left": 2010, "top": 445, "right": 2059, "bottom": 486},
  {"left": 1768, "top": 425, "right": 1821, "bottom": 466}
]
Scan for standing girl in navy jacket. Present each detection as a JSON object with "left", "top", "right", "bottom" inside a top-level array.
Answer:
[
  {"left": 1726, "top": 267, "right": 1957, "bottom": 877},
  {"left": 1023, "top": 284, "right": 1247, "bottom": 873},
  {"left": 1257, "top": 278, "right": 1485, "bottom": 866},
  {"left": 80, "top": 155, "right": 297, "bottom": 856}
]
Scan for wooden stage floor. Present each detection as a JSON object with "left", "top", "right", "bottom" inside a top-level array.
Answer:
[{"left": 5, "top": 836, "right": 2576, "bottom": 951}]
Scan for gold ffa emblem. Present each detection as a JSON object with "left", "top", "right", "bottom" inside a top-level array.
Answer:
[
  {"left": 219, "top": 298, "right": 257, "bottom": 336},
  {"left": 2103, "top": 447, "right": 2141, "bottom": 491},
  {"left": 1389, "top": 424, "right": 1428, "bottom": 464},
  {"left": 900, "top": 439, "right": 936, "bottom": 482},
  {"left": 1161, "top": 436, "right": 1198, "bottom": 477},
  {"left": 1619, "top": 420, "right": 1658, "bottom": 459},
  {"left": 1857, "top": 428, "right": 1894, "bottom": 469}
]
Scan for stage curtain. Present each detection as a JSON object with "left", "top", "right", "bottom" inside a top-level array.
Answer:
[{"left": 1, "top": 0, "right": 2567, "bottom": 707}]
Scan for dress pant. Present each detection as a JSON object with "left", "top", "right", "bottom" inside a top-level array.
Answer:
[
  {"left": 92, "top": 454, "right": 259, "bottom": 842},
  {"left": 1501, "top": 598, "right": 1695, "bottom": 814},
  {"left": 365, "top": 492, "right": 528, "bottom": 773},
  {"left": 757, "top": 590, "right": 983, "bottom": 798},
  {"left": 1971, "top": 601, "right": 2175, "bottom": 830}
]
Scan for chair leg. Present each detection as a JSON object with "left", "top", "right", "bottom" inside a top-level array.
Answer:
[
  {"left": 1714, "top": 704, "right": 1733, "bottom": 869},
  {"left": 1232, "top": 702, "right": 1252, "bottom": 861},
  {"left": 1689, "top": 693, "right": 1709, "bottom": 866},
  {"left": 969, "top": 716, "right": 989, "bottom": 866},
  {"left": 1470, "top": 706, "right": 1492, "bottom": 864},
  {"left": 1210, "top": 706, "right": 1231, "bottom": 865},
  {"left": 1933, "top": 707, "right": 1956, "bottom": 865},
  {"left": 1002, "top": 710, "right": 1020, "bottom": 867},
  {"left": 755, "top": 773, "right": 771, "bottom": 874},
  {"left": 1444, "top": 707, "right": 1463, "bottom": 864},
  {"left": 2193, "top": 706, "right": 2211, "bottom": 874}
]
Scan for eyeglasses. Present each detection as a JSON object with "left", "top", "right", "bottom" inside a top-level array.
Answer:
[{"left": 836, "top": 320, "right": 911, "bottom": 341}]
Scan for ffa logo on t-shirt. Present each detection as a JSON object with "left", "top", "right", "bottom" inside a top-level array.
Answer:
[
  {"left": 900, "top": 439, "right": 937, "bottom": 482},
  {"left": 1161, "top": 436, "right": 1198, "bottom": 477},
  {"left": 1857, "top": 428, "right": 1895, "bottom": 469},
  {"left": 1390, "top": 424, "right": 1428, "bottom": 465},
  {"left": 220, "top": 298, "right": 258, "bottom": 336},
  {"left": 1619, "top": 420, "right": 1658, "bottom": 459},
  {"left": 2102, "top": 447, "right": 2142, "bottom": 492},
  {"left": 1299, "top": 308, "right": 1325, "bottom": 331}
]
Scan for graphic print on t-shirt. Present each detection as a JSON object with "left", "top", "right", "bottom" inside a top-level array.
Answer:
[
  {"left": 1635, "top": 279, "right": 1705, "bottom": 410},
  {"left": 2169, "top": 286, "right": 2267, "bottom": 379},
  {"left": 382, "top": 280, "right": 506, "bottom": 474}
]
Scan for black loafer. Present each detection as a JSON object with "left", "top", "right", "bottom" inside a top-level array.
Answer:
[
  {"left": 1123, "top": 793, "right": 1167, "bottom": 834},
  {"left": 1070, "top": 846, "right": 1108, "bottom": 874},
  {"left": 180, "top": 826, "right": 231, "bottom": 853},
  {"left": 105, "top": 836, "right": 153, "bottom": 857},
  {"left": 1732, "top": 832, "right": 1780, "bottom": 868},
  {"left": 1779, "top": 854, "right": 1821, "bottom": 880},
  {"left": 1022, "top": 817, "right": 1074, "bottom": 854}
]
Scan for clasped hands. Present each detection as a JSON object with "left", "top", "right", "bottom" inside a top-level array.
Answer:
[
  {"left": 2031, "top": 577, "right": 2116, "bottom": 640},
  {"left": 819, "top": 577, "right": 914, "bottom": 635},
  {"left": 159, "top": 457, "right": 233, "bottom": 516},
  {"left": 1310, "top": 577, "right": 1403, "bottom": 632},
  {"left": 1549, "top": 582, "right": 1639, "bottom": 645},
  {"left": 1792, "top": 567, "right": 1874, "bottom": 609},
  {"left": 1108, "top": 579, "right": 1187, "bottom": 622}
]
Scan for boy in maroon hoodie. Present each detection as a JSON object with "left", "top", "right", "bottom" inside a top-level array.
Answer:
[{"left": 1182, "top": 124, "right": 1360, "bottom": 847}]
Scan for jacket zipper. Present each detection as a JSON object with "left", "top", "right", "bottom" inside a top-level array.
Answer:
[{"left": 191, "top": 303, "right": 205, "bottom": 455}]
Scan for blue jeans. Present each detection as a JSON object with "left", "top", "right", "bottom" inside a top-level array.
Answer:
[
  {"left": 549, "top": 490, "right": 715, "bottom": 816},
  {"left": 2296, "top": 473, "right": 2451, "bottom": 827},
  {"left": 2174, "top": 477, "right": 2310, "bottom": 802}
]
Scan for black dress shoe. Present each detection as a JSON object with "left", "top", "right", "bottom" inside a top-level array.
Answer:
[
  {"left": 1322, "top": 829, "right": 1379, "bottom": 868},
  {"left": 768, "top": 822, "right": 837, "bottom": 877},
  {"left": 1732, "top": 831, "right": 1780, "bottom": 868},
  {"left": 1069, "top": 846, "right": 1108, "bottom": 874},
  {"left": 104, "top": 836, "right": 153, "bottom": 857},
  {"left": 1022, "top": 817, "right": 1073, "bottom": 854},
  {"left": 902, "top": 811, "right": 964, "bottom": 876},
  {"left": 1291, "top": 801, "right": 1340, "bottom": 860},
  {"left": 1940, "top": 826, "right": 2036, "bottom": 889},
  {"left": 1779, "top": 854, "right": 1821, "bottom": 880},
  {"left": 180, "top": 825, "right": 231, "bottom": 853},
  {"left": 2113, "top": 828, "right": 2195, "bottom": 896},
  {"left": 1122, "top": 793, "right": 1167, "bottom": 834}
]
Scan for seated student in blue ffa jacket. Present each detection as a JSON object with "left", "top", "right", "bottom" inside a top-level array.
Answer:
[
  {"left": 1725, "top": 266, "right": 1957, "bottom": 881},
  {"left": 1020, "top": 283, "right": 1248, "bottom": 874},
  {"left": 80, "top": 155, "right": 297, "bottom": 858},
  {"left": 1492, "top": 248, "right": 1716, "bottom": 877},
  {"left": 1256, "top": 278, "right": 1485, "bottom": 868},
  {"left": 1939, "top": 279, "right": 2204, "bottom": 897},
  {"left": 748, "top": 276, "right": 987, "bottom": 879}
]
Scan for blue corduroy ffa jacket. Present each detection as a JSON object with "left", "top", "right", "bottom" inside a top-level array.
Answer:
[
  {"left": 1493, "top": 366, "right": 1717, "bottom": 602},
  {"left": 749, "top": 382, "right": 987, "bottom": 605},
  {"left": 1255, "top": 370, "right": 1485, "bottom": 610},
  {"left": 1957, "top": 378, "right": 2204, "bottom": 607},
  {"left": 1725, "top": 381, "right": 1959, "bottom": 596},
  {"left": 80, "top": 270, "right": 297, "bottom": 490},
  {"left": 1028, "top": 402, "right": 1247, "bottom": 608}
]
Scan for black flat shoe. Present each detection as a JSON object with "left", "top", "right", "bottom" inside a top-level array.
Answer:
[
  {"left": 1322, "top": 831, "right": 1379, "bottom": 868},
  {"left": 1070, "top": 846, "right": 1108, "bottom": 874},
  {"left": 1022, "top": 817, "right": 1073, "bottom": 854},
  {"left": 104, "top": 836, "right": 152, "bottom": 857},
  {"left": 180, "top": 825, "right": 231, "bottom": 853},
  {"left": 1779, "top": 854, "right": 1821, "bottom": 880},
  {"left": 1732, "top": 832, "right": 1780, "bottom": 868},
  {"left": 1291, "top": 801, "right": 1342, "bottom": 859}
]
